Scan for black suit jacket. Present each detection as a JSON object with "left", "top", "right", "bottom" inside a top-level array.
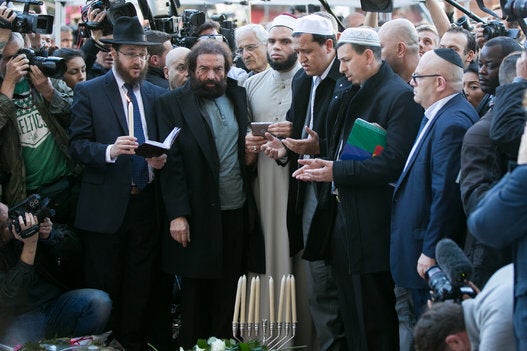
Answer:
[
  {"left": 331, "top": 62, "right": 423, "bottom": 274},
  {"left": 69, "top": 70, "right": 165, "bottom": 233},
  {"left": 286, "top": 58, "right": 342, "bottom": 257},
  {"left": 157, "top": 78, "right": 265, "bottom": 279}
]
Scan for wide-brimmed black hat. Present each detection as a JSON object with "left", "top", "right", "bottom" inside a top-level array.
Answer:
[{"left": 100, "top": 16, "right": 158, "bottom": 46}]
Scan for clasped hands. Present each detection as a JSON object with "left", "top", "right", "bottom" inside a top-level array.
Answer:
[{"left": 110, "top": 136, "right": 167, "bottom": 169}]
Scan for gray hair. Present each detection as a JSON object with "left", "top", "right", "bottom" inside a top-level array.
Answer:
[{"left": 235, "top": 24, "right": 268, "bottom": 44}]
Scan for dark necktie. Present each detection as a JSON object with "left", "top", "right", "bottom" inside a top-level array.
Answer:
[{"left": 125, "top": 83, "right": 148, "bottom": 189}]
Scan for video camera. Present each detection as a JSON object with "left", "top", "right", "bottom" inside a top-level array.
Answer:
[
  {"left": 425, "top": 239, "right": 476, "bottom": 303},
  {"left": 8, "top": 194, "right": 55, "bottom": 239},
  {"left": 17, "top": 48, "right": 67, "bottom": 78},
  {"left": 169, "top": 9, "right": 206, "bottom": 48},
  {"left": 78, "top": 0, "right": 137, "bottom": 38},
  {"left": 0, "top": 0, "right": 53, "bottom": 34}
]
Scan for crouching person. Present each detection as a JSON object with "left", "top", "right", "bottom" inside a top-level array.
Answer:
[{"left": 0, "top": 201, "right": 111, "bottom": 346}]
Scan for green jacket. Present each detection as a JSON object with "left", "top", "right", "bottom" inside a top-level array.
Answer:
[{"left": 0, "top": 78, "right": 77, "bottom": 206}]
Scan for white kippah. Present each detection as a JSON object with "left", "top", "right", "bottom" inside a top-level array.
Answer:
[
  {"left": 268, "top": 14, "right": 298, "bottom": 31},
  {"left": 292, "top": 14, "right": 333, "bottom": 36},
  {"left": 338, "top": 27, "right": 380, "bottom": 47}
]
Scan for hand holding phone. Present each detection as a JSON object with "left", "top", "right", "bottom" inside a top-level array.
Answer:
[{"left": 250, "top": 122, "right": 273, "bottom": 137}]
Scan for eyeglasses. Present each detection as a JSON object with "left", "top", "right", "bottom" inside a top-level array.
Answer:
[
  {"left": 411, "top": 73, "right": 442, "bottom": 85},
  {"left": 235, "top": 43, "right": 263, "bottom": 56},
  {"left": 117, "top": 50, "right": 150, "bottom": 62}
]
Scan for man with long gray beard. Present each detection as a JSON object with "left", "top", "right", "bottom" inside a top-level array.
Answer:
[
  {"left": 69, "top": 16, "right": 167, "bottom": 350},
  {"left": 157, "top": 39, "right": 265, "bottom": 349}
]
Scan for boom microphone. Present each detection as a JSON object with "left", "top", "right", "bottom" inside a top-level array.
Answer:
[{"left": 435, "top": 238, "right": 473, "bottom": 286}]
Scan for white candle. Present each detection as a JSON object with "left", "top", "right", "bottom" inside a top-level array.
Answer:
[
  {"left": 285, "top": 275, "right": 291, "bottom": 323},
  {"left": 248, "top": 277, "right": 255, "bottom": 324},
  {"left": 290, "top": 275, "right": 297, "bottom": 323},
  {"left": 269, "top": 276, "right": 275, "bottom": 323},
  {"left": 277, "top": 275, "right": 286, "bottom": 323},
  {"left": 232, "top": 276, "right": 242, "bottom": 323},
  {"left": 126, "top": 97, "right": 134, "bottom": 137},
  {"left": 255, "top": 276, "right": 260, "bottom": 324},
  {"left": 240, "top": 275, "right": 247, "bottom": 324}
]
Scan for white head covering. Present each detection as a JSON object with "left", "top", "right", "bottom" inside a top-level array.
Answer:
[
  {"left": 268, "top": 14, "right": 298, "bottom": 31},
  {"left": 292, "top": 14, "right": 333, "bottom": 36},
  {"left": 338, "top": 27, "right": 380, "bottom": 47}
]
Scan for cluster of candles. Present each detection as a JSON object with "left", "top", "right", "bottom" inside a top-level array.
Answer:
[{"left": 232, "top": 274, "right": 297, "bottom": 343}]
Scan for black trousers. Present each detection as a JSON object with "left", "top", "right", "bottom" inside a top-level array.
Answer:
[
  {"left": 332, "top": 204, "right": 399, "bottom": 351},
  {"left": 178, "top": 207, "right": 246, "bottom": 349},
  {"left": 80, "top": 184, "right": 159, "bottom": 351}
]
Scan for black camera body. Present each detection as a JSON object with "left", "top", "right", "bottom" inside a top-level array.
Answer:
[
  {"left": 0, "top": 0, "right": 54, "bottom": 34},
  {"left": 502, "top": 0, "right": 527, "bottom": 21},
  {"left": 11, "top": 11, "right": 53, "bottom": 34},
  {"left": 483, "top": 19, "right": 521, "bottom": 40},
  {"left": 17, "top": 48, "right": 67, "bottom": 79},
  {"left": 426, "top": 265, "right": 476, "bottom": 303},
  {"left": 79, "top": 0, "right": 136, "bottom": 38},
  {"left": 8, "top": 194, "right": 55, "bottom": 238},
  {"left": 168, "top": 9, "right": 206, "bottom": 48}
]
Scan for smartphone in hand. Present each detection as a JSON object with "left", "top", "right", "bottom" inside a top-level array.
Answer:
[{"left": 250, "top": 122, "right": 273, "bottom": 136}]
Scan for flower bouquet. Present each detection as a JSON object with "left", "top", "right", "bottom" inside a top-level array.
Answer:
[{"left": 184, "top": 337, "right": 266, "bottom": 351}]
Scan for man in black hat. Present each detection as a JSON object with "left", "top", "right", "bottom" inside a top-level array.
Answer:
[
  {"left": 69, "top": 16, "right": 167, "bottom": 351},
  {"left": 390, "top": 48, "right": 479, "bottom": 349}
]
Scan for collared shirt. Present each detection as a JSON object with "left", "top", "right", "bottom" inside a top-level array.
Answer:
[
  {"left": 403, "top": 93, "right": 458, "bottom": 172},
  {"left": 105, "top": 68, "right": 149, "bottom": 163}
]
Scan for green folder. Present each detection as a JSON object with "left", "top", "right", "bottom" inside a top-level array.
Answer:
[{"left": 340, "top": 118, "right": 387, "bottom": 160}]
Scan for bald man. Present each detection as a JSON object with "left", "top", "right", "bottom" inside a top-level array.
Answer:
[
  {"left": 164, "top": 47, "right": 190, "bottom": 90},
  {"left": 378, "top": 18, "right": 420, "bottom": 83},
  {"left": 391, "top": 49, "right": 479, "bottom": 350}
]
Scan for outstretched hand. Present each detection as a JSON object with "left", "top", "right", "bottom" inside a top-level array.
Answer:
[{"left": 281, "top": 126, "right": 320, "bottom": 156}]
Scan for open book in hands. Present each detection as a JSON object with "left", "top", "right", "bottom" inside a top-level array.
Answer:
[{"left": 136, "top": 126, "right": 181, "bottom": 158}]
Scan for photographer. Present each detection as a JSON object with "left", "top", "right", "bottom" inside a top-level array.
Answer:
[
  {"left": 0, "top": 201, "right": 111, "bottom": 345},
  {"left": 414, "top": 264, "right": 516, "bottom": 351},
  {"left": 81, "top": 7, "right": 113, "bottom": 81},
  {"left": 0, "top": 4, "right": 78, "bottom": 224}
]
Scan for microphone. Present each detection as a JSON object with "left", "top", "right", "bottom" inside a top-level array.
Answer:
[{"left": 435, "top": 238, "right": 473, "bottom": 286}]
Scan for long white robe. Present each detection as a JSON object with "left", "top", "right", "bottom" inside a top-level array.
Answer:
[{"left": 245, "top": 65, "right": 319, "bottom": 349}]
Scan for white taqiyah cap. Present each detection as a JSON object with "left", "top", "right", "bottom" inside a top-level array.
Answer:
[
  {"left": 292, "top": 14, "right": 333, "bottom": 36},
  {"left": 269, "top": 14, "right": 298, "bottom": 31},
  {"left": 338, "top": 27, "right": 380, "bottom": 47}
]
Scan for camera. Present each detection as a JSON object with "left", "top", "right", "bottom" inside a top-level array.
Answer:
[
  {"left": 483, "top": 19, "right": 521, "bottom": 40},
  {"left": 17, "top": 48, "right": 67, "bottom": 79},
  {"left": 0, "top": 0, "right": 54, "bottom": 34},
  {"left": 79, "top": 0, "right": 137, "bottom": 38},
  {"left": 455, "top": 16, "right": 474, "bottom": 31},
  {"left": 8, "top": 194, "right": 55, "bottom": 239},
  {"left": 425, "top": 265, "right": 476, "bottom": 303},
  {"left": 159, "top": 9, "right": 205, "bottom": 49},
  {"left": 502, "top": 0, "right": 527, "bottom": 21}
]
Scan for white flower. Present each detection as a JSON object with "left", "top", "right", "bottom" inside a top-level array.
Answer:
[
  {"left": 210, "top": 338, "right": 226, "bottom": 351},
  {"left": 194, "top": 346, "right": 206, "bottom": 351}
]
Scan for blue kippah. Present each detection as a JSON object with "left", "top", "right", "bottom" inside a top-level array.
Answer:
[{"left": 434, "top": 48, "right": 464, "bottom": 69}]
